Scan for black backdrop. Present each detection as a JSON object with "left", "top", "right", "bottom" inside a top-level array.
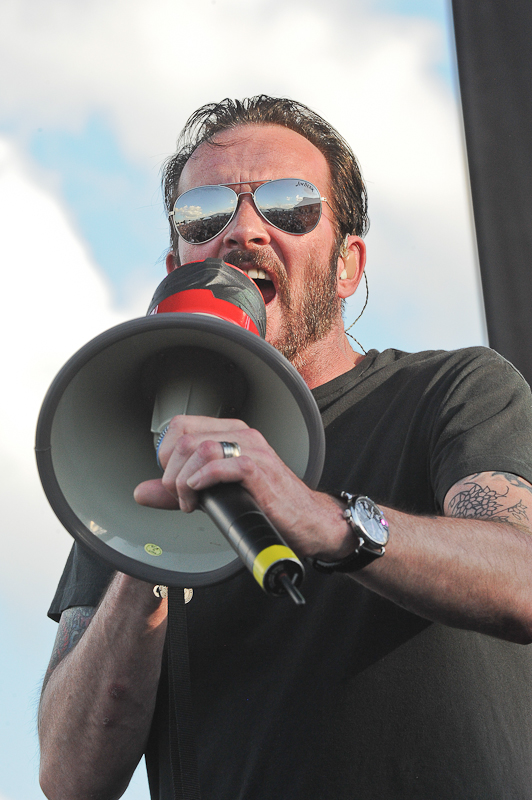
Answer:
[{"left": 452, "top": 1, "right": 532, "bottom": 385}]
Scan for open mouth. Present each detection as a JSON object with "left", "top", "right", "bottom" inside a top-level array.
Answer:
[{"left": 244, "top": 268, "right": 276, "bottom": 305}]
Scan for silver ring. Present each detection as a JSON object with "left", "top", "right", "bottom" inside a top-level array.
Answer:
[{"left": 220, "top": 441, "right": 242, "bottom": 459}]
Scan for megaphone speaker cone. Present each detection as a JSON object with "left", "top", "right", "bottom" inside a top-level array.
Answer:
[{"left": 36, "top": 312, "right": 325, "bottom": 588}]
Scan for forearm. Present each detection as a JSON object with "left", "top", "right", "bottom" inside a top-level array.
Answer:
[
  {"left": 134, "top": 419, "right": 532, "bottom": 643},
  {"left": 350, "top": 507, "right": 532, "bottom": 643},
  {"left": 39, "top": 572, "right": 168, "bottom": 800},
  {"left": 272, "top": 485, "right": 532, "bottom": 643},
  {"left": 265, "top": 469, "right": 532, "bottom": 644}
]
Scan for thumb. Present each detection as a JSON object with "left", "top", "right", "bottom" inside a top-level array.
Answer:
[{"left": 134, "top": 479, "right": 180, "bottom": 510}]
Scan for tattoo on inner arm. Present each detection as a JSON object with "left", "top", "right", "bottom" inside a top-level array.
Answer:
[
  {"left": 448, "top": 476, "right": 530, "bottom": 525},
  {"left": 42, "top": 606, "right": 96, "bottom": 692}
]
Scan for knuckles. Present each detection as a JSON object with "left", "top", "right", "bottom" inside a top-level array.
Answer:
[
  {"left": 196, "top": 439, "right": 224, "bottom": 460},
  {"left": 160, "top": 417, "right": 272, "bottom": 490},
  {"left": 174, "top": 432, "right": 198, "bottom": 457},
  {"left": 152, "top": 415, "right": 286, "bottom": 516},
  {"left": 167, "top": 415, "right": 191, "bottom": 435},
  {"left": 235, "top": 454, "right": 257, "bottom": 478}
]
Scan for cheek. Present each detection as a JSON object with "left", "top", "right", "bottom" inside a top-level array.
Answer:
[
  {"left": 178, "top": 242, "right": 193, "bottom": 266},
  {"left": 291, "top": 240, "right": 333, "bottom": 281},
  {"left": 179, "top": 243, "right": 205, "bottom": 267},
  {"left": 179, "top": 237, "right": 225, "bottom": 266}
]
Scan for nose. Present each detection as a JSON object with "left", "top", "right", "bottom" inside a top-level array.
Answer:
[{"left": 222, "top": 193, "right": 271, "bottom": 250}]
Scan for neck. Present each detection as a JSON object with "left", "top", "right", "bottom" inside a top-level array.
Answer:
[{"left": 290, "top": 322, "right": 365, "bottom": 389}]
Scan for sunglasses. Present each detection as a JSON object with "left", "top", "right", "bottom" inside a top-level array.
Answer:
[{"left": 169, "top": 178, "right": 330, "bottom": 244}]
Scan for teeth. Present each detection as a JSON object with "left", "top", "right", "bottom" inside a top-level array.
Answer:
[{"left": 247, "top": 268, "right": 268, "bottom": 280}]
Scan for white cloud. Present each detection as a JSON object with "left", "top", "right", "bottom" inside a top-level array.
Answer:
[
  {"left": 0, "top": 2, "right": 488, "bottom": 614},
  {"left": 0, "top": 140, "right": 144, "bottom": 608},
  {"left": 0, "top": 5, "right": 487, "bottom": 797},
  {"left": 0, "top": 0, "right": 486, "bottom": 351},
  {"left": 176, "top": 204, "right": 204, "bottom": 218},
  {"left": 0, "top": 0, "right": 449, "bottom": 169},
  {"left": 0, "top": 140, "right": 126, "bottom": 461}
]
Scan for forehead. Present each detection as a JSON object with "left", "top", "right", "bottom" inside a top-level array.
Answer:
[{"left": 178, "top": 124, "right": 331, "bottom": 193}]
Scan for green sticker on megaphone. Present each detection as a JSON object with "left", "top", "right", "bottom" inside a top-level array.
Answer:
[{"left": 145, "top": 543, "right": 163, "bottom": 556}]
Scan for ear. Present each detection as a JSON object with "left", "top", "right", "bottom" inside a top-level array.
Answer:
[
  {"left": 337, "top": 236, "right": 366, "bottom": 299},
  {"left": 166, "top": 251, "right": 178, "bottom": 274}
]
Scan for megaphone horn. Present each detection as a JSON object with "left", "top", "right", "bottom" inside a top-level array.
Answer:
[{"left": 35, "top": 260, "right": 325, "bottom": 600}]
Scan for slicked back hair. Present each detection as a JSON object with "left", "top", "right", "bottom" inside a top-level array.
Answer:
[{"left": 162, "top": 96, "right": 369, "bottom": 255}]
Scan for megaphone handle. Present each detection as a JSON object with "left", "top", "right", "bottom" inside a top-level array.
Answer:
[{"left": 199, "top": 483, "right": 305, "bottom": 604}]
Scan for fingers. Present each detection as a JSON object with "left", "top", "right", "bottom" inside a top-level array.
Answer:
[
  {"left": 136, "top": 415, "right": 255, "bottom": 512},
  {"left": 132, "top": 415, "right": 340, "bottom": 559},
  {"left": 162, "top": 433, "right": 257, "bottom": 513},
  {"left": 176, "top": 445, "right": 256, "bottom": 513},
  {"left": 157, "top": 416, "right": 248, "bottom": 471}
]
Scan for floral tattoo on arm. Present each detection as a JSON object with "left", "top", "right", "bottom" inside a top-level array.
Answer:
[{"left": 447, "top": 471, "right": 532, "bottom": 526}]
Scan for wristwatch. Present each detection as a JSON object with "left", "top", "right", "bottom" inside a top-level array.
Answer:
[{"left": 312, "top": 493, "right": 389, "bottom": 573}]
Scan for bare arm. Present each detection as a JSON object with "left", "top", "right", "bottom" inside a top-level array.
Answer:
[
  {"left": 39, "top": 572, "right": 168, "bottom": 800},
  {"left": 134, "top": 416, "right": 532, "bottom": 644},
  {"left": 353, "top": 471, "right": 532, "bottom": 643}
]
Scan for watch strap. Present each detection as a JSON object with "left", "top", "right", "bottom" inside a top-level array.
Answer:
[
  {"left": 312, "top": 544, "right": 383, "bottom": 573},
  {"left": 311, "top": 492, "right": 387, "bottom": 574}
]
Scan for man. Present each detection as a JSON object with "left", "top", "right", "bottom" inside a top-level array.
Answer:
[{"left": 39, "top": 96, "right": 532, "bottom": 800}]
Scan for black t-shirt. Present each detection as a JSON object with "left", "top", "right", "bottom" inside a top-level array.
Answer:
[{"left": 49, "top": 347, "right": 532, "bottom": 799}]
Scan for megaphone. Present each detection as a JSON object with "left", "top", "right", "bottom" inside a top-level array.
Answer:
[{"left": 35, "top": 260, "right": 325, "bottom": 596}]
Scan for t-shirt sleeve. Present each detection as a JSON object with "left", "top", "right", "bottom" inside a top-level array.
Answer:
[
  {"left": 48, "top": 542, "right": 115, "bottom": 622},
  {"left": 430, "top": 348, "right": 532, "bottom": 507}
]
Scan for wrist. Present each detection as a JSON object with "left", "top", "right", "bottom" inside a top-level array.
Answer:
[
  {"left": 305, "top": 493, "right": 356, "bottom": 561},
  {"left": 312, "top": 493, "right": 390, "bottom": 574}
]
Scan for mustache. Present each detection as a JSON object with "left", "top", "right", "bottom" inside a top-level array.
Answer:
[
  {"left": 222, "top": 249, "right": 290, "bottom": 305},
  {"left": 222, "top": 249, "right": 279, "bottom": 278}
]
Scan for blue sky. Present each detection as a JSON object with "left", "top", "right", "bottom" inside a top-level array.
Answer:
[
  {"left": 0, "top": 1, "right": 485, "bottom": 798},
  {"left": 3, "top": 0, "right": 460, "bottom": 311},
  {"left": 27, "top": 115, "right": 168, "bottom": 304}
]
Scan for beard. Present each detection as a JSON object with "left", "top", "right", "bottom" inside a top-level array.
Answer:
[{"left": 223, "top": 244, "right": 342, "bottom": 367}]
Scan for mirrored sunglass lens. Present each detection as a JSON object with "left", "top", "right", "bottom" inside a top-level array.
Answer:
[
  {"left": 173, "top": 186, "right": 236, "bottom": 243},
  {"left": 256, "top": 179, "right": 321, "bottom": 234}
]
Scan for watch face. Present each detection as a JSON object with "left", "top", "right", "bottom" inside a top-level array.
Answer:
[{"left": 353, "top": 497, "right": 389, "bottom": 547}]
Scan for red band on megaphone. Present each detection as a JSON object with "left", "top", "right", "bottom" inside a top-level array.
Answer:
[{"left": 151, "top": 289, "right": 261, "bottom": 336}]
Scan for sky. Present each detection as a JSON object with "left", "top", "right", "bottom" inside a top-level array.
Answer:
[{"left": 0, "top": 1, "right": 485, "bottom": 798}]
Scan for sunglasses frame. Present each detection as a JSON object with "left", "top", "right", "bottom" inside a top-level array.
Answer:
[{"left": 169, "top": 178, "right": 330, "bottom": 245}]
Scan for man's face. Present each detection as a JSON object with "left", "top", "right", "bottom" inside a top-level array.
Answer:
[{"left": 171, "top": 124, "right": 343, "bottom": 364}]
